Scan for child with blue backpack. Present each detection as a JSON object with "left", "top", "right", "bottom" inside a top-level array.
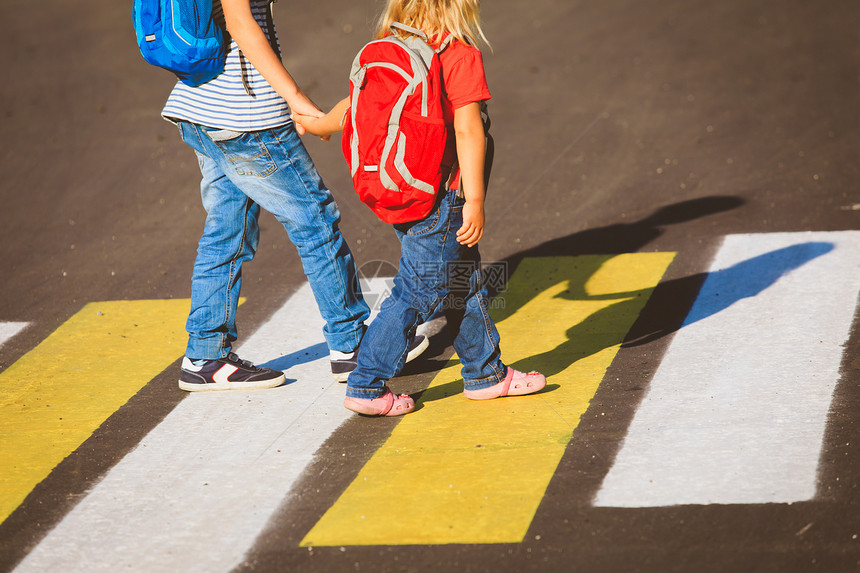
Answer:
[
  {"left": 295, "top": 0, "right": 547, "bottom": 416},
  {"left": 145, "top": 0, "right": 427, "bottom": 390}
]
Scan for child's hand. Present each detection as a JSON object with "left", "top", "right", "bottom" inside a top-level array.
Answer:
[
  {"left": 293, "top": 97, "right": 350, "bottom": 141},
  {"left": 293, "top": 112, "right": 332, "bottom": 141},
  {"left": 457, "top": 200, "right": 485, "bottom": 247},
  {"left": 287, "top": 95, "right": 324, "bottom": 136}
]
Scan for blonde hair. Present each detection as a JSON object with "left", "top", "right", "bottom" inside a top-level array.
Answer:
[{"left": 375, "top": 0, "right": 490, "bottom": 49}]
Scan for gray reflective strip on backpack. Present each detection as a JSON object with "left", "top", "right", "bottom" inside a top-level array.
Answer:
[
  {"left": 398, "top": 35, "right": 436, "bottom": 115},
  {"left": 347, "top": 58, "right": 364, "bottom": 177},
  {"left": 348, "top": 58, "right": 416, "bottom": 177},
  {"left": 393, "top": 133, "right": 436, "bottom": 195},
  {"left": 348, "top": 31, "right": 438, "bottom": 195},
  {"left": 379, "top": 82, "right": 421, "bottom": 192}
]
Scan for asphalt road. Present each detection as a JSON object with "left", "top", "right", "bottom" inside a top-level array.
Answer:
[{"left": 1, "top": 0, "right": 859, "bottom": 571}]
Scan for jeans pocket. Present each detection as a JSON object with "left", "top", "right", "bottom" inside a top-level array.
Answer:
[
  {"left": 405, "top": 205, "right": 442, "bottom": 237},
  {"left": 205, "top": 129, "right": 277, "bottom": 178}
]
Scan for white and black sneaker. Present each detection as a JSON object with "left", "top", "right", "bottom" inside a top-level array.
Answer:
[
  {"left": 178, "top": 353, "right": 286, "bottom": 392},
  {"left": 330, "top": 334, "right": 430, "bottom": 383}
]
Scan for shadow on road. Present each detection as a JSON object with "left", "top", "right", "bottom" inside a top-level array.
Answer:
[{"left": 269, "top": 195, "right": 833, "bottom": 394}]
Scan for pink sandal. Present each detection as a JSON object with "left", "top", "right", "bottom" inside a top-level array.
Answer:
[
  {"left": 463, "top": 367, "right": 547, "bottom": 400},
  {"left": 344, "top": 387, "right": 415, "bottom": 416}
]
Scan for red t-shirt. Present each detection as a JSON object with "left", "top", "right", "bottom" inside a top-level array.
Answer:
[{"left": 435, "top": 38, "right": 492, "bottom": 186}]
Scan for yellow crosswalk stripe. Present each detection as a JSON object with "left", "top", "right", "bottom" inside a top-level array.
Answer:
[
  {"left": 0, "top": 300, "right": 190, "bottom": 523},
  {"left": 302, "top": 254, "right": 675, "bottom": 546}
]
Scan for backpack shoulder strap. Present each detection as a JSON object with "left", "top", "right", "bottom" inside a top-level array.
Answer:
[
  {"left": 435, "top": 33, "right": 453, "bottom": 54},
  {"left": 390, "top": 22, "right": 428, "bottom": 41},
  {"left": 239, "top": 1, "right": 280, "bottom": 95},
  {"left": 389, "top": 23, "right": 453, "bottom": 55},
  {"left": 265, "top": 0, "right": 281, "bottom": 59}
]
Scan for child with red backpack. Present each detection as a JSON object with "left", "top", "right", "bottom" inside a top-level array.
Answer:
[{"left": 295, "top": 0, "right": 546, "bottom": 416}]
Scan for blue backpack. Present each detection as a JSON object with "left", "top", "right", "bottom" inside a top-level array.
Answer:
[{"left": 132, "top": 0, "right": 228, "bottom": 86}]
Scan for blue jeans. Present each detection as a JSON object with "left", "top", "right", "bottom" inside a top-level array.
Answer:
[
  {"left": 345, "top": 188, "right": 507, "bottom": 398},
  {"left": 178, "top": 121, "right": 369, "bottom": 359}
]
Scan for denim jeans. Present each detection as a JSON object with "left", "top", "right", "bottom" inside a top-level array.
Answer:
[
  {"left": 178, "top": 121, "right": 369, "bottom": 359},
  {"left": 345, "top": 188, "right": 507, "bottom": 399}
]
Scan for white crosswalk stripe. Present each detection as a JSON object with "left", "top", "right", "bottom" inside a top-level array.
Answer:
[
  {"left": 12, "top": 282, "right": 386, "bottom": 573},
  {"left": 0, "top": 322, "right": 28, "bottom": 348},
  {"left": 11, "top": 231, "right": 860, "bottom": 568},
  {"left": 595, "top": 231, "right": 860, "bottom": 507}
]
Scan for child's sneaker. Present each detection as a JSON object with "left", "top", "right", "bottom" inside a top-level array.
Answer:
[
  {"left": 463, "top": 368, "right": 546, "bottom": 400},
  {"left": 178, "top": 353, "right": 285, "bottom": 391},
  {"left": 330, "top": 334, "right": 429, "bottom": 382}
]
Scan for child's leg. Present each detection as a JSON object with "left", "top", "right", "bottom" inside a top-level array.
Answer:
[
  {"left": 442, "top": 199, "right": 508, "bottom": 392},
  {"left": 446, "top": 227, "right": 546, "bottom": 398},
  {"left": 444, "top": 255, "right": 507, "bottom": 392},
  {"left": 341, "top": 289, "right": 425, "bottom": 414},
  {"left": 179, "top": 122, "right": 260, "bottom": 360},
  {"left": 193, "top": 123, "right": 370, "bottom": 354},
  {"left": 447, "top": 255, "right": 547, "bottom": 399},
  {"left": 344, "top": 193, "right": 465, "bottom": 401},
  {"left": 345, "top": 189, "right": 504, "bottom": 397},
  {"left": 343, "top": 234, "right": 444, "bottom": 400}
]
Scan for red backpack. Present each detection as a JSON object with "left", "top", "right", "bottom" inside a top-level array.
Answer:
[{"left": 342, "top": 23, "right": 451, "bottom": 224}]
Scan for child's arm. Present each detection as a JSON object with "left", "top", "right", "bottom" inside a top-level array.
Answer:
[
  {"left": 453, "top": 102, "right": 487, "bottom": 247},
  {"left": 221, "top": 0, "right": 322, "bottom": 122},
  {"left": 293, "top": 97, "right": 350, "bottom": 138}
]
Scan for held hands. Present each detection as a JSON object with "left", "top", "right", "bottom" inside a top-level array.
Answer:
[
  {"left": 287, "top": 94, "right": 324, "bottom": 137},
  {"left": 293, "top": 97, "right": 350, "bottom": 141},
  {"left": 457, "top": 200, "right": 485, "bottom": 247},
  {"left": 292, "top": 112, "right": 333, "bottom": 140}
]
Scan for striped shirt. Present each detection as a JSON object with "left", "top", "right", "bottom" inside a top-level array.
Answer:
[{"left": 161, "top": 0, "right": 291, "bottom": 131}]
